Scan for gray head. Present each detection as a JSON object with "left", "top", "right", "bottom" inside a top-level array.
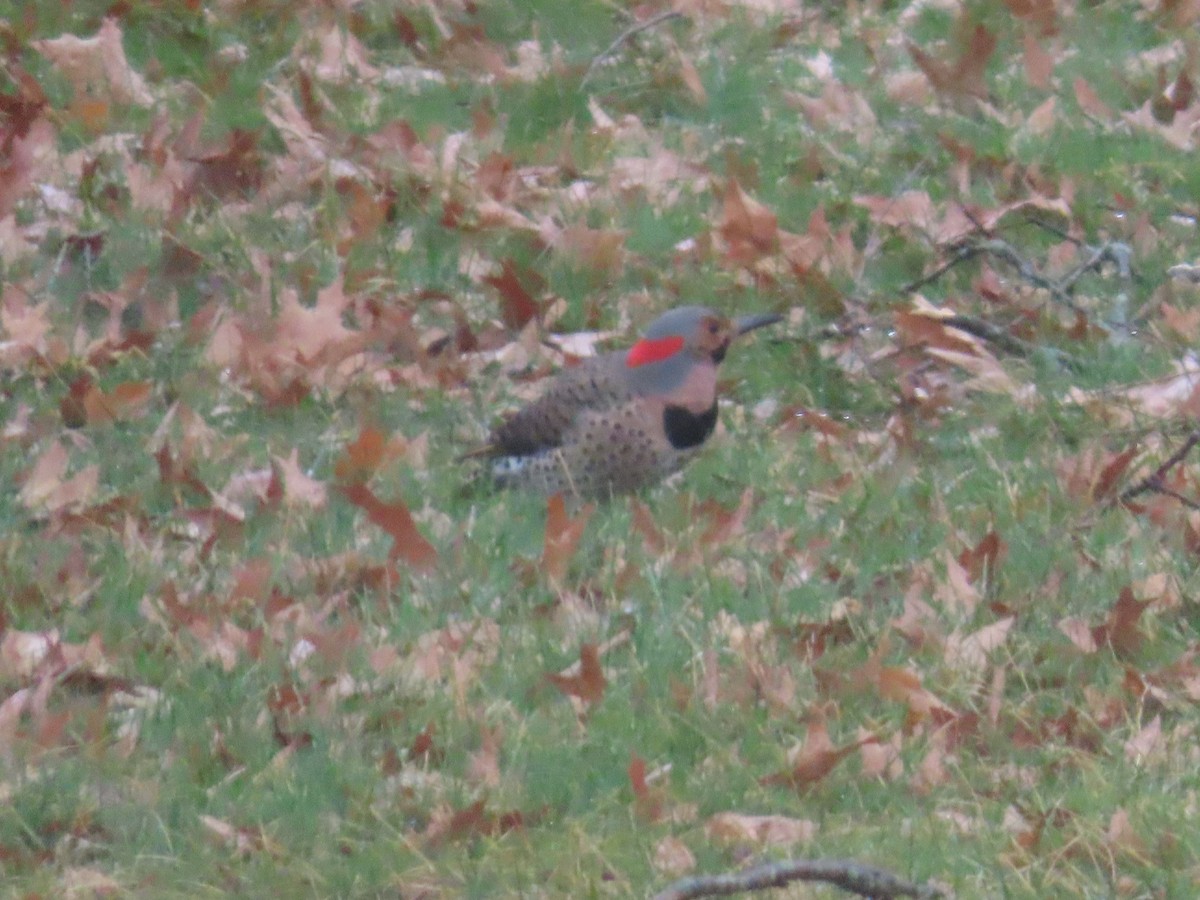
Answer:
[{"left": 623, "top": 305, "right": 781, "bottom": 391}]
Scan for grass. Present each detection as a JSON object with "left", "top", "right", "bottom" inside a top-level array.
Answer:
[{"left": 3, "top": 0, "right": 1200, "bottom": 897}]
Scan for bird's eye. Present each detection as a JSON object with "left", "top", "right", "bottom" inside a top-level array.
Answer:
[{"left": 707, "top": 321, "right": 719, "bottom": 334}]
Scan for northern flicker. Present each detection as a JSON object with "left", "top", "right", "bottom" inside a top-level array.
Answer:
[{"left": 469, "top": 305, "right": 781, "bottom": 498}]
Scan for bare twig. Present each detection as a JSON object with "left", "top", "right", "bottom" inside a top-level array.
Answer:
[
  {"left": 582, "top": 11, "right": 684, "bottom": 86},
  {"left": 1119, "top": 430, "right": 1200, "bottom": 507},
  {"left": 975, "top": 238, "right": 1081, "bottom": 311},
  {"left": 1058, "top": 241, "right": 1132, "bottom": 293},
  {"left": 900, "top": 245, "right": 982, "bottom": 294},
  {"left": 653, "top": 858, "right": 948, "bottom": 900},
  {"left": 1140, "top": 482, "right": 1200, "bottom": 510},
  {"left": 941, "top": 314, "right": 1035, "bottom": 357}
]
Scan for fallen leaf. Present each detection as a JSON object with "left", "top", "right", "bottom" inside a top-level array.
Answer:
[
  {"left": 546, "top": 643, "right": 607, "bottom": 707},
  {"left": 34, "top": 19, "right": 153, "bottom": 107},
  {"left": 706, "top": 812, "right": 817, "bottom": 848},
  {"left": 653, "top": 835, "right": 695, "bottom": 876},
  {"left": 542, "top": 493, "right": 594, "bottom": 583},
  {"left": 338, "top": 483, "right": 438, "bottom": 571},
  {"left": 760, "top": 707, "right": 876, "bottom": 790},
  {"left": 1124, "top": 715, "right": 1162, "bottom": 765}
]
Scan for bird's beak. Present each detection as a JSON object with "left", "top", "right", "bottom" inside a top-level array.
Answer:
[{"left": 734, "top": 312, "right": 784, "bottom": 336}]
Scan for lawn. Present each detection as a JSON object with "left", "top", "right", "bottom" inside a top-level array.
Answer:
[{"left": 2, "top": 0, "right": 1200, "bottom": 896}]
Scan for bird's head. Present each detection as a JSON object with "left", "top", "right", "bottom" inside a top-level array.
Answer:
[{"left": 625, "top": 305, "right": 781, "bottom": 370}]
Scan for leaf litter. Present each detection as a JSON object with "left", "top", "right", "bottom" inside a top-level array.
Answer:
[{"left": 3, "top": 3, "right": 1200, "bottom": 897}]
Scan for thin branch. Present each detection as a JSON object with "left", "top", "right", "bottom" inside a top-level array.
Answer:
[
  {"left": 1058, "top": 241, "right": 1132, "bottom": 293},
  {"left": 973, "top": 238, "right": 1081, "bottom": 312},
  {"left": 582, "top": 11, "right": 684, "bottom": 86},
  {"left": 900, "top": 245, "right": 982, "bottom": 294},
  {"left": 1119, "top": 430, "right": 1200, "bottom": 506},
  {"left": 941, "top": 313, "right": 1079, "bottom": 369},
  {"left": 653, "top": 858, "right": 948, "bottom": 900},
  {"left": 1141, "top": 482, "right": 1200, "bottom": 510},
  {"left": 940, "top": 314, "right": 1035, "bottom": 358}
]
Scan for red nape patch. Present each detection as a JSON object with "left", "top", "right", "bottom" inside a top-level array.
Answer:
[{"left": 626, "top": 335, "right": 684, "bottom": 367}]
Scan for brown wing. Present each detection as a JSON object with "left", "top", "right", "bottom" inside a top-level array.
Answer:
[{"left": 486, "top": 352, "right": 633, "bottom": 457}]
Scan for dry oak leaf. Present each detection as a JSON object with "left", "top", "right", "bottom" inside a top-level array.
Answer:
[
  {"left": 854, "top": 638, "right": 955, "bottom": 721},
  {"left": 760, "top": 707, "right": 877, "bottom": 790},
  {"left": 944, "top": 617, "right": 1014, "bottom": 673},
  {"left": 0, "top": 296, "right": 53, "bottom": 366},
  {"left": 74, "top": 380, "right": 154, "bottom": 426},
  {"left": 718, "top": 179, "right": 779, "bottom": 264},
  {"left": 272, "top": 449, "right": 328, "bottom": 508},
  {"left": 542, "top": 493, "right": 595, "bottom": 584},
  {"left": 907, "top": 24, "right": 997, "bottom": 101},
  {"left": 422, "top": 799, "right": 529, "bottom": 848},
  {"left": 404, "top": 619, "right": 500, "bottom": 686},
  {"left": 1073, "top": 75, "right": 1115, "bottom": 120},
  {"left": 546, "top": 642, "right": 607, "bottom": 707},
  {"left": 1124, "top": 715, "right": 1163, "bottom": 766},
  {"left": 199, "top": 815, "right": 283, "bottom": 858},
  {"left": 338, "top": 483, "right": 438, "bottom": 571},
  {"left": 18, "top": 442, "right": 99, "bottom": 514},
  {"left": 33, "top": 19, "right": 153, "bottom": 107},
  {"left": 1101, "top": 586, "right": 1150, "bottom": 657},
  {"left": 628, "top": 753, "right": 668, "bottom": 823},
  {"left": 653, "top": 835, "right": 696, "bottom": 877},
  {"left": 705, "top": 812, "right": 817, "bottom": 848},
  {"left": 304, "top": 22, "right": 380, "bottom": 84}
]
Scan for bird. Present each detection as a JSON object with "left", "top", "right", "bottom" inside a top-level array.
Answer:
[{"left": 467, "top": 305, "right": 782, "bottom": 498}]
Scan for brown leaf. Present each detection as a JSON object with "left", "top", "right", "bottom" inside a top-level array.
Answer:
[
  {"left": 894, "top": 304, "right": 979, "bottom": 353},
  {"left": 333, "top": 427, "right": 387, "bottom": 485},
  {"left": 475, "top": 152, "right": 516, "bottom": 201},
  {"left": 876, "top": 666, "right": 952, "bottom": 719},
  {"left": 1100, "top": 586, "right": 1148, "bottom": 658},
  {"left": 958, "top": 530, "right": 1008, "bottom": 584},
  {"left": 199, "top": 815, "right": 281, "bottom": 857},
  {"left": 542, "top": 493, "right": 594, "bottom": 584},
  {"left": 1092, "top": 444, "right": 1139, "bottom": 501},
  {"left": 718, "top": 179, "right": 778, "bottom": 264},
  {"left": 1002, "top": 0, "right": 1059, "bottom": 36},
  {"left": 229, "top": 558, "right": 272, "bottom": 608},
  {"left": 546, "top": 643, "right": 607, "bottom": 707},
  {"left": 706, "top": 812, "right": 817, "bottom": 848},
  {"left": 699, "top": 488, "right": 754, "bottom": 547},
  {"left": 630, "top": 500, "right": 667, "bottom": 555},
  {"left": 1123, "top": 715, "right": 1162, "bottom": 765},
  {"left": 907, "top": 24, "right": 996, "bottom": 101},
  {"left": 653, "top": 835, "right": 696, "bottom": 876},
  {"left": 81, "top": 380, "right": 153, "bottom": 425},
  {"left": 552, "top": 224, "right": 627, "bottom": 274},
  {"left": 33, "top": 19, "right": 153, "bottom": 107},
  {"left": 1073, "top": 76, "right": 1114, "bottom": 120},
  {"left": 156, "top": 442, "right": 212, "bottom": 499},
  {"left": 628, "top": 753, "right": 666, "bottom": 822},
  {"left": 855, "top": 190, "right": 935, "bottom": 231},
  {"left": 271, "top": 449, "right": 328, "bottom": 508},
  {"left": 467, "top": 724, "right": 502, "bottom": 788},
  {"left": 760, "top": 707, "right": 876, "bottom": 790},
  {"left": 674, "top": 46, "right": 708, "bottom": 105},
  {"left": 1058, "top": 616, "right": 1098, "bottom": 653},
  {"left": 945, "top": 617, "right": 1014, "bottom": 672},
  {"left": 187, "top": 129, "right": 265, "bottom": 200},
  {"left": 17, "top": 442, "right": 98, "bottom": 514},
  {"left": 1021, "top": 33, "right": 1053, "bottom": 89},
  {"left": 484, "top": 258, "right": 543, "bottom": 330},
  {"left": 338, "top": 483, "right": 438, "bottom": 572}
]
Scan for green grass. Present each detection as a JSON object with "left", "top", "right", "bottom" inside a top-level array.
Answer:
[{"left": 3, "top": 0, "right": 1200, "bottom": 897}]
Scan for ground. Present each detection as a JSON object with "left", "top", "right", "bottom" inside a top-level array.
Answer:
[{"left": 2, "top": 1, "right": 1200, "bottom": 897}]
